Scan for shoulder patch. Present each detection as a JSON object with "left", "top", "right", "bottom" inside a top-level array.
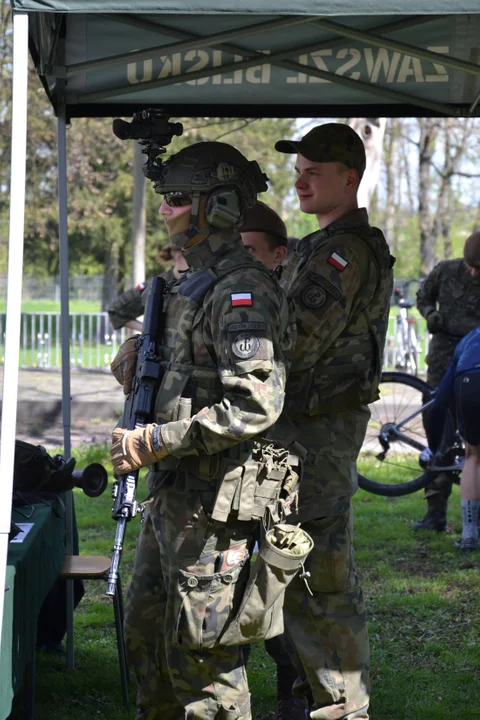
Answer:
[
  {"left": 232, "top": 332, "right": 260, "bottom": 359},
  {"left": 307, "top": 273, "right": 341, "bottom": 301},
  {"left": 302, "top": 284, "right": 326, "bottom": 309},
  {"left": 327, "top": 252, "right": 348, "bottom": 271},
  {"left": 136, "top": 282, "right": 146, "bottom": 291},
  {"left": 228, "top": 322, "right": 266, "bottom": 332},
  {"left": 231, "top": 292, "right": 253, "bottom": 307}
]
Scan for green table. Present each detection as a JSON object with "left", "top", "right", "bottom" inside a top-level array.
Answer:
[{"left": 0, "top": 498, "right": 66, "bottom": 720}]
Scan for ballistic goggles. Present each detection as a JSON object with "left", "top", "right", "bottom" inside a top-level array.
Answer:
[{"left": 163, "top": 192, "right": 192, "bottom": 208}]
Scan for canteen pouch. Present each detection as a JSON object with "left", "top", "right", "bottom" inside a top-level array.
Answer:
[{"left": 219, "top": 524, "right": 314, "bottom": 647}]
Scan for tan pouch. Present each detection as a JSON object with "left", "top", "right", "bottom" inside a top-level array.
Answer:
[{"left": 219, "top": 524, "right": 313, "bottom": 647}]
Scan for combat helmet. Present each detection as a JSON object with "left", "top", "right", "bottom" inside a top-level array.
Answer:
[{"left": 155, "top": 141, "right": 268, "bottom": 248}]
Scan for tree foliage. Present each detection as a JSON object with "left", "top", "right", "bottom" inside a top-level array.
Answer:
[{"left": 0, "top": 1, "right": 479, "bottom": 293}]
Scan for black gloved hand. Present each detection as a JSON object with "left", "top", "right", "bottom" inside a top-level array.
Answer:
[{"left": 426, "top": 311, "right": 443, "bottom": 334}]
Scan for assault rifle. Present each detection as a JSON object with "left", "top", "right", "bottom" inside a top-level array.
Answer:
[{"left": 106, "top": 275, "right": 166, "bottom": 597}]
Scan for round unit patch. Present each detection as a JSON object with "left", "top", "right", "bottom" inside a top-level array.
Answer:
[
  {"left": 232, "top": 332, "right": 260, "bottom": 359},
  {"left": 302, "top": 284, "right": 326, "bottom": 309}
]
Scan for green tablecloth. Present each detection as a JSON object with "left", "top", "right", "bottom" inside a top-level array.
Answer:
[{"left": 0, "top": 499, "right": 66, "bottom": 720}]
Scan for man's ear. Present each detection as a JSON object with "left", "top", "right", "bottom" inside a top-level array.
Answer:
[
  {"left": 276, "top": 245, "right": 287, "bottom": 265},
  {"left": 346, "top": 167, "right": 361, "bottom": 189}
]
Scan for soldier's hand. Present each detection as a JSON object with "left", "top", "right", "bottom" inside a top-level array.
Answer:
[
  {"left": 426, "top": 311, "right": 443, "bottom": 334},
  {"left": 110, "top": 335, "right": 140, "bottom": 394},
  {"left": 111, "top": 424, "right": 168, "bottom": 475}
]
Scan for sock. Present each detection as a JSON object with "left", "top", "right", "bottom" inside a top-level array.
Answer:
[{"left": 461, "top": 500, "right": 480, "bottom": 542}]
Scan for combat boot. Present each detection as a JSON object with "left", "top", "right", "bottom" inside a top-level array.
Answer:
[
  {"left": 275, "top": 665, "right": 309, "bottom": 720},
  {"left": 412, "top": 496, "right": 447, "bottom": 531}
]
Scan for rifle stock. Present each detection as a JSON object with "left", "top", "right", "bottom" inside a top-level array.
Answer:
[{"left": 106, "top": 275, "right": 166, "bottom": 597}]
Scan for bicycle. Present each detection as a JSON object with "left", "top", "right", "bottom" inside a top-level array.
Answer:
[
  {"left": 357, "top": 371, "right": 464, "bottom": 497},
  {"left": 392, "top": 282, "right": 421, "bottom": 375}
]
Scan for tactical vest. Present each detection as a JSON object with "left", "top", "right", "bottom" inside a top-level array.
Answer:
[
  {"left": 437, "top": 261, "right": 480, "bottom": 337},
  {"left": 149, "top": 259, "right": 299, "bottom": 524},
  {"left": 286, "top": 224, "right": 394, "bottom": 415}
]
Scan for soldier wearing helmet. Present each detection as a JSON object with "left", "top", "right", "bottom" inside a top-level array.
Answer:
[
  {"left": 414, "top": 231, "right": 480, "bottom": 532},
  {"left": 110, "top": 141, "right": 295, "bottom": 720}
]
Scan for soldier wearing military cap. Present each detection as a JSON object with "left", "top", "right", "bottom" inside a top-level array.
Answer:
[
  {"left": 414, "top": 231, "right": 480, "bottom": 532},
  {"left": 269, "top": 122, "right": 395, "bottom": 719}
]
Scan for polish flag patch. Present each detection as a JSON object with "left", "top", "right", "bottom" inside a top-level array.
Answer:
[
  {"left": 136, "top": 281, "right": 146, "bottom": 291},
  {"left": 231, "top": 292, "right": 253, "bottom": 307},
  {"left": 327, "top": 252, "right": 348, "bottom": 271}
]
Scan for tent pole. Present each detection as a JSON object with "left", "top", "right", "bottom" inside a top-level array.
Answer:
[
  {"left": 57, "top": 96, "right": 75, "bottom": 669},
  {"left": 0, "top": 12, "right": 29, "bottom": 649}
]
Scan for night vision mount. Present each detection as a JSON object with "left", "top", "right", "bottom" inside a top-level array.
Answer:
[{"left": 112, "top": 109, "right": 183, "bottom": 182}]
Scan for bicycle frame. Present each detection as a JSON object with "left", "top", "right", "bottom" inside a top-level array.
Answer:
[{"left": 378, "top": 395, "right": 464, "bottom": 474}]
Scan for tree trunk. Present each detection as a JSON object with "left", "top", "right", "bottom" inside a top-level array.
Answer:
[
  {"left": 131, "top": 142, "right": 146, "bottom": 287},
  {"left": 383, "top": 119, "right": 398, "bottom": 254},
  {"left": 347, "top": 117, "right": 386, "bottom": 211},
  {"left": 442, "top": 183, "right": 454, "bottom": 260},
  {"left": 101, "top": 234, "right": 123, "bottom": 312},
  {"left": 418, "top": 119, "right": 439, "bottom": 276}
]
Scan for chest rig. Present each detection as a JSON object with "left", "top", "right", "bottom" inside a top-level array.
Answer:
[
  {"left": 149, "top": 258, "right": 301, "bottom": 524},
  {"left": 287, "top": 222, "right": 394, "bottom": 414}
]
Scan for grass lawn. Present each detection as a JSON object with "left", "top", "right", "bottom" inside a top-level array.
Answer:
[
  {"left": 8, "top": 445, "right": 480, "bottom": 720},
  {"left": 0, "top": 300, "right": 102, "bottom": 314}
]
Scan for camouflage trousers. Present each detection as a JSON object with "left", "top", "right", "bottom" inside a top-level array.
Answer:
[
  {"left": 276, "top": 408, "right": 371, "bottom": 720},
  {"left": 283, "top": 503, "right": 370, "bottom": 720},
  {"left": 124, "top": 481, "right": 258, "bottom": 720}
]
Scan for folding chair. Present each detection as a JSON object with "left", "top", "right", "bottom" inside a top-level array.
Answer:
[{"left": 59, "top": 555, "right": 129, "bottom": 706}]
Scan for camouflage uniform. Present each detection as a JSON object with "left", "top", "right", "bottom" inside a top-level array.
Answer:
[
  {"left": 124, "top": 231, "right": 293, "bottom": 720},
  {"left": 269, "top": 209, "right": 394, "bottom": 719},
  {"left": 107, "top": 267, "right": 177, "bottom": 330},
  {"left": 417, "top": 258, "right": 480, "bottom": 502}
]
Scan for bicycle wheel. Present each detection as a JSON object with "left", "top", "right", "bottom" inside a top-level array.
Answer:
[{"left": 358, "top": 371, "right": 433, "bottom": 496}]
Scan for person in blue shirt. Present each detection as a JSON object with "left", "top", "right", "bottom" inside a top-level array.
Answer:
[{"left": 424, "top": 326, "right": 480, "bottom": 550}]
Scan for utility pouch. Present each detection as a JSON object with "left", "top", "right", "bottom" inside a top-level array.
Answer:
[
  {"left": 210, "top": 439, "right": 306, "bottom": 524},
  {"left": 219, "top": 523, "right": 313, "bottom": 646},
  {"left": 173, "top": 543, "right": 250, "bottom": 651}
]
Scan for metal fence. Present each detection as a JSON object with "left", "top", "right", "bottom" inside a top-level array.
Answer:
[
  {"left": 0, "top": 312, "right": 128, "bottom": 371},
  {"left": 0, "top": 310, "right": 430, "bottom": 374}
]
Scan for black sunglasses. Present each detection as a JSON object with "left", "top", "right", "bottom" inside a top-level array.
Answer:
[{"left": 164, "top": 192, "right": 192, "bottom": 208}]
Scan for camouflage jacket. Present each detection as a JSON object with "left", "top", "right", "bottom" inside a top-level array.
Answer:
[
  {"left": 417, "top": 258, "right": 480, "bottom": 338},
  {"left": 279, "top": 208, "right": 394, "bottom": 418},
  {"left": 107, "top": 267, "right": 178, "bottom": 330},
  {"left": 148, "top": 231, "right": 294, "bottom": 483}
]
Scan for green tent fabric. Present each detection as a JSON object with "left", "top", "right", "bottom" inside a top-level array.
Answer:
[
  {"left": 10, "top": 1, "right": 480, "bottom": 14},
  {"left": 10, "top": 5, "right": 480, "bottom": 118}
]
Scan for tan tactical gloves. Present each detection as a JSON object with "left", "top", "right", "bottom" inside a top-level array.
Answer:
[
  {"left": 110, "top": 335, "right": 140, "bottom": 395},
  {"left": 110, "top": 424, "right": 168, "bottom": 475}
]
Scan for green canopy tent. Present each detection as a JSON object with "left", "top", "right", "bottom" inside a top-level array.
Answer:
[
  {"left": 1, "top": 0, "right": 479, "bottom": 677},
  {"left": 19, "top": 5, "right": 480, "bottom": 118}
]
